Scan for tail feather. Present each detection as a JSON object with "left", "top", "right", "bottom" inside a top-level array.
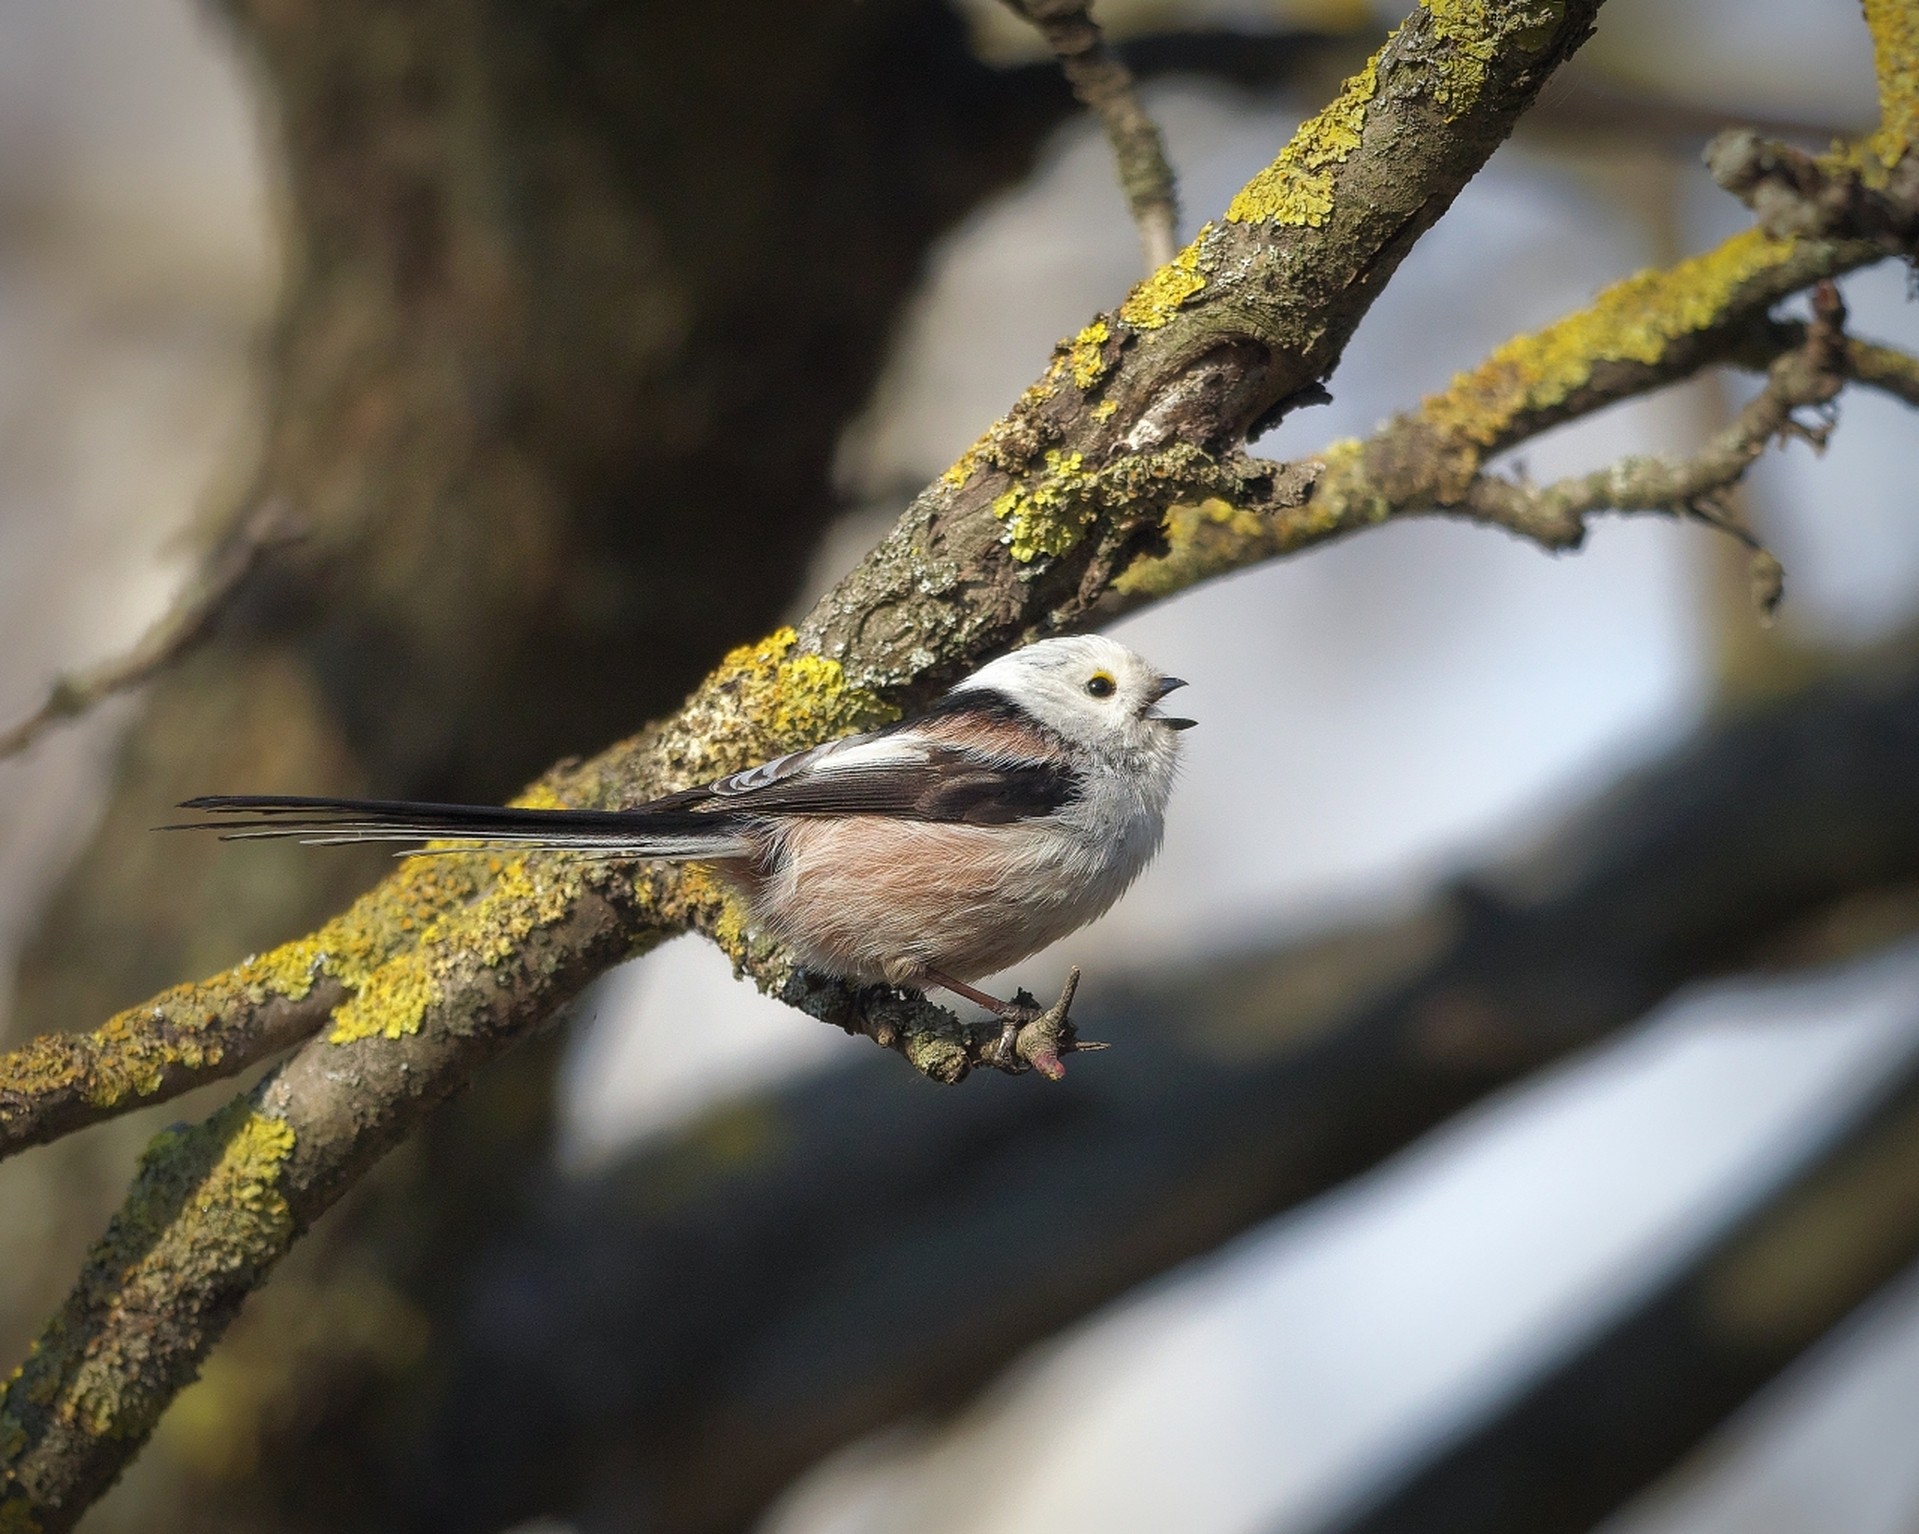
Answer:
[{"left": 166, "top": 794, "right": 755, "bottom": 861}]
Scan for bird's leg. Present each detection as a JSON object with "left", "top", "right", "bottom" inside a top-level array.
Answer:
[
  {"left": 925, "top": 970, "right": 1033, "bottom": 1066},
  {"left": 927, "top": 970, "right": 1025, "bottom": 1019},
  {"left": 926, "top": 966, "right": 1094, "bottom": 1079}
]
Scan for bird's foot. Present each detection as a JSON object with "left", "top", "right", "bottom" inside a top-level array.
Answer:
[{"left": 990, "top": 966, "right": 1102, "bottom": 1080}]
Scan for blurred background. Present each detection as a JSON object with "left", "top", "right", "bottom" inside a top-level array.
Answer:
[{"left": 2, "top": 1, "right": 1917, "bottom": 1531}]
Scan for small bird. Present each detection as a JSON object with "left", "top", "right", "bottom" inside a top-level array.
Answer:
[{"left": 173, "top": 635, "right": 1194, "bottom": 1059}]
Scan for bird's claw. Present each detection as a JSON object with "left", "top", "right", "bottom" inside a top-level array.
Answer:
[{"left": 991, "top": 966, "right": 1087, "bottom": 1080}]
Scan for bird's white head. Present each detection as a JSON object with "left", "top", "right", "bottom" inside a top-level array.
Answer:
[{"left": 953, "top": 635, "right": 1195, "bottom": 758}]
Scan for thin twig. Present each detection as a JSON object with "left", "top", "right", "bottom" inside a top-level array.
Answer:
[
  {"left": 1454, "top": 282, "right": 1852, "bottom": 617},
  {"left": 1001, "top": 0, "right": 1180, "bottom": 269},
  {"left": 1743, "top": 319, "right": 1919, "bottom": 412},
  {"left": 1841, "top": 334, "right": 1919, "bottom": 406},
  {"left": 0, "top": 500, "right": 301, "bottom": 762}
]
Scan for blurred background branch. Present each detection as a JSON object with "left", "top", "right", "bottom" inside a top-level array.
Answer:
[
  {"left": 999, "top": 0, "right": 1181, "bottom": 268},
  {"left": 0, "top": 502, "right": 300, "bottom": 764},
  {"left": 1319, "top": 1017, "right": 1919, "bottom": 1534}
]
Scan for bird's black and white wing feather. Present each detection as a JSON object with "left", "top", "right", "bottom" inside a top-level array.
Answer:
[{"left": 167, "top": 689, "right": 1081, "bottom": 858}]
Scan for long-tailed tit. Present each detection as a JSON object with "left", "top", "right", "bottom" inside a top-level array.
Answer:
[{"left": 173, "top": 635, "right": 1194, "bottom": 1052}]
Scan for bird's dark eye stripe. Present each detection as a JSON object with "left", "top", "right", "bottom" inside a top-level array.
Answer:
[{"left": 1086, "top": 673, "right": 1116, "bottom": 698}]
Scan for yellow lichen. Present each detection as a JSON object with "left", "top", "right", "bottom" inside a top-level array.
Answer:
[
  {"left": 1118, "top": 233, "right": 1209, "bottom": 329},
  {"left": 326, "top": 959, "right": 445, "bottom": 1045},
  {"left": 1112, "top": 498, "right": 1277, "bottom": 600},
  {"left": 675, "top": 865, "right": 751, "bottom": 960},
  {"left": 664, "top": 628, "right": 899, "bottom": 807},
  {"left": 1093, "top": 399, "right": 1119, "bottom": 421},
  {"left": 238, "top": 937, "right": 331, "bottom": 1005},
  {"left": 1224, "top": 0, "right": 1570, "bottom": 226},
  {"left": 1421, "top": 227, "right": 1796, "bottom": 463},
  {"left": 993, "top": 449, "right": 1098, "bottom": 563},
  {"left": 941, "top": 376, "right": 1059, "bottom": 489},
  {"left": 1421, "top": 0, "right": 1567, "bottom": 112},
  {"left": 710, "top": 628, "right": 896, "bottom": 747},
  {"left": 1419, "top": 0, "right": 1500, "bottom": 108},
  {"left": 1, "top": 1099, "right": 297, "bottom": 1457},
  {"left": 508, "top": 782, "right": 570, "bottom": 812},
  {"left": 1862, "top": 0, "right": 1919, "bottom": 171},
  {"left": 326, "top": 849, "right": 585, "bottom": 1044},
  {"left": 2, "top": 873, "right": 479, "bottom": 1123},
  {"left": 1066, "top": 320, "right": 1112, "bottom": 389},
  {"left": 1226, "top": 54, "right": 1379, "bottom": 226},
  {"left": 1303, "top": 437, "right": 1394, "bottom": 529}
]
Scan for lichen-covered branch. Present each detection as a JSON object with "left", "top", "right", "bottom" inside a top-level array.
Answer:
[
  {"left": 1099, "top": 298, "right": 1919, "bottom": 613},
  {"left": 1099, "top": 224, "right": 1900, "bottom": 612},
  {"left": 1105, "top": 150, "right": 1915, "bottom": 612},
  {"left": 11, "top": 0, "right": 1919, "bottom": 1169},
  {"left": 1863, "top": 0, "right": 1919, "bottom": 174},
  {"left": 0, "top": 502, "right": 298, "bottom": 764},
  {"left": 1001, "top": 0, "right": 1181, "bottom": 268},
  {"left": 0, "top": 4, "right": 1618, "bottom": 1522},
  {"left": 0, "top": 846, "right": 536, "bottom": 1161},
  {"left": 1453, "top": 281, "right": 1853, "bottom": 610}
]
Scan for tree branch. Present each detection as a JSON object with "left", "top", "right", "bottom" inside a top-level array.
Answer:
[
  {"left": 11, "top": 0, "right": 1919, "bottom": 1164},
  {"left": 1706, "top": 127, "right": 1919, "bottom": 251},
  {"left": 1455, "top": 280, "right": 1853, "bottom": 616},
  {"left": 0, "top": 4, "right": 1619, "bottom": 1522},
  {"left": 1842, "top": 333, "right": 1919, "bottom": 406},
  {"left": 1000, "top": 0, "right": 1181, "bottom": 268},
  {"left": 1095, "top": 284, "right": 1889, "bottom": 614}
]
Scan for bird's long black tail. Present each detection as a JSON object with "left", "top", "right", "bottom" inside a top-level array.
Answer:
[{"left": 165, "top": 795, "right": 755, "bottom": 859}]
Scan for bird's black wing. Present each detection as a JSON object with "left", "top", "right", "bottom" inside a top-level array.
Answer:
[{"left": 702, "top": 747, "right": 1078, "bottom": 824}]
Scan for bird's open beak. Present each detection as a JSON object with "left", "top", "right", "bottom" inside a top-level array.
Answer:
[{"left": 1147, "top": 675, "right": 1196, "bottom": 730}]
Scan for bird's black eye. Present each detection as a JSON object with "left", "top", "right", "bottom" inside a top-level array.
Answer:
[{"left": 1085, "top": 673, "right": 1116, "bottom": 699}]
